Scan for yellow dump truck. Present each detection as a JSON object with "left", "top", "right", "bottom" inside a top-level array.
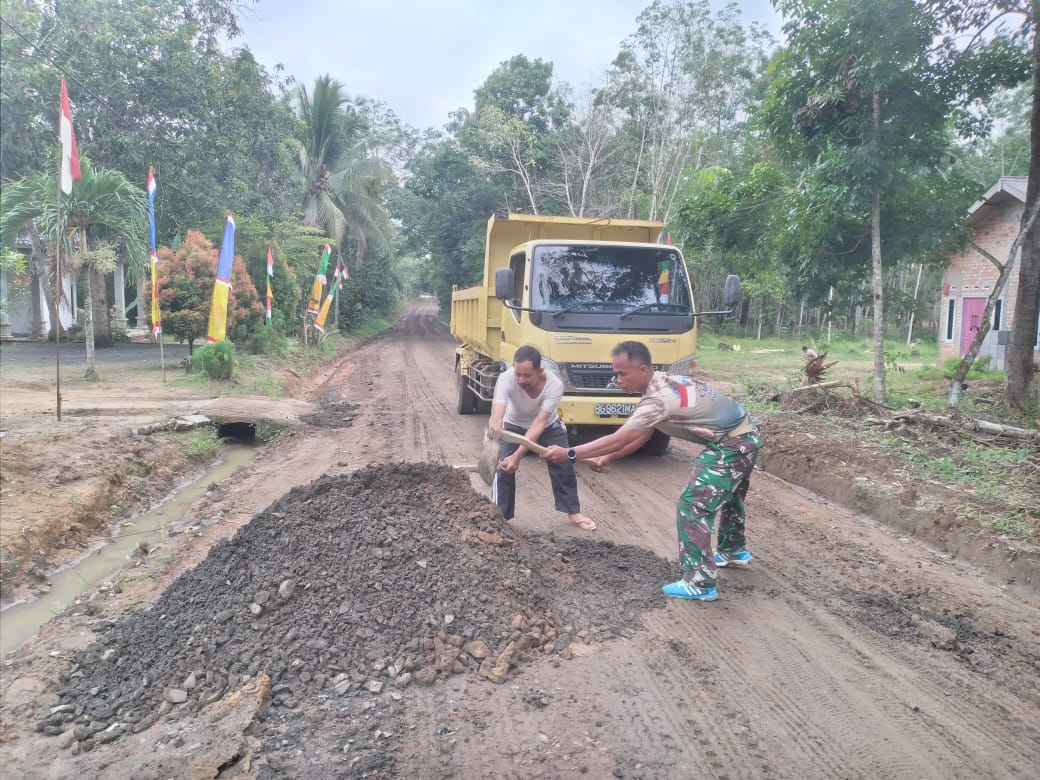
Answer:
[{"left": 450, "top": 211, "right": 740, "bottom": 454}]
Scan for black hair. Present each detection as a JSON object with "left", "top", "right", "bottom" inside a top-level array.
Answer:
[
  {"left": 612, "top": 340, "right": 652, "bottom": 367},
  {"left": 514, "top": 344, "right": 542, "bottom": 369}
]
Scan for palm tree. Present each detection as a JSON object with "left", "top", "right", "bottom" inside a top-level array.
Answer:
[
  {"left": 293, "top": 75, "right": 393, "bottom": 263},
  {"left": 0, "top": 159, "right": 148, "bottom": 379}
]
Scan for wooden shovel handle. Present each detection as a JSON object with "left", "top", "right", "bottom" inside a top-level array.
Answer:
[{"left": 488, "top": 428, "right": 597, "bottom": 466}]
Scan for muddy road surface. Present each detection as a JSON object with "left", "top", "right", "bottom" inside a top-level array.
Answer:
[{"left": 1, "top": 299, "right": 1038, "bottom": 779}]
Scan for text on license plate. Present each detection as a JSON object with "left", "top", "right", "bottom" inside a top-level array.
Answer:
[{"left": 594, "top": 402, "right": 637, "bottom": 417}]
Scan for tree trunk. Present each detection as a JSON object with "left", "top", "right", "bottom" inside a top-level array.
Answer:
[
  {"left": 870, "top": 91, "right": 886, "bottom": 403},
  {"left": 81, "top": 229, "right": 99, "bottom": 380},
  {"left": 1004, "top": 4, "right": 1040, "bottom": 410},
  {"left": 90, "top": 266, "right": 113, "bottom": 348},
  {"left": 906, "top": 263, "right": 923, "bottom": 345}
]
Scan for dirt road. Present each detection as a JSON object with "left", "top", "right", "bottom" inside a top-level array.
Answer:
[{"left": 2, "top": 299, "right": 1038, "bottom": 778}]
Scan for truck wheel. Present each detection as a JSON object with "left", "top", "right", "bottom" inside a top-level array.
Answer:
[
  {"left": 456, "top": 372, "right": 476, "bottom": 415},
  {"left": 641, "top": 430, "right": 671, "bottom": 456}
]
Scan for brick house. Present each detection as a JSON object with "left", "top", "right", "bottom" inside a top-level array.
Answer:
[{"left": 939, "top": 176, "right": 1039, "bottom": 369}]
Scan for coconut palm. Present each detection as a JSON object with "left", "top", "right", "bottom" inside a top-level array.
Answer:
[
  {"left": 293, "top": 75, "right": 393, "bottom": 263},
  {"left": 0, "top": 159, "right": 148, "bottom": 379}
]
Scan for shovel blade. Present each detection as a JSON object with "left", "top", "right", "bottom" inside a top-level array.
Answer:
[{"left": 477, "top": 432, "right": 499, "bottom": 486}]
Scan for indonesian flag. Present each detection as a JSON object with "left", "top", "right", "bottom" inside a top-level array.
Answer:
[
  {"left": 206, "top": 212, "right": 236, "bottom": 343},
  {"left": 306, "top": 244, "right": 331, "bottom": 316},
  {"left": 59, "top": 77, "right": 81, "bottom": 195},
  {"left": 313, "top": 262, "right": 342, "bottom": 334},
  {"left": 265, "top": 248, "right": 274, "bottom": 324}
]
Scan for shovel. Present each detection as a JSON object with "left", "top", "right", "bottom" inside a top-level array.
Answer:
[{"left": 476, "top": 428, "right": 598, "bottom": 486}]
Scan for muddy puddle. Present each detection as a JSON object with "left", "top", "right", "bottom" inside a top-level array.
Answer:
[{"left": 0, "top": 446, "right": 256, "bottom": 657}]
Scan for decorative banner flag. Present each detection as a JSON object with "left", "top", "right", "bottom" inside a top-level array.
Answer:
[
  {"left": 147, "top": 169, "right": 161, "bottom": 336},
  {"left": 150, "top": 251, "right": 162, "bottom": 336},
  {"left": 59, "top": 77, "right": 81, "bottom": 195},
  {"left": 206, "top": 212, "right": 236, "bottom": 343},
  {"left": 313, "top": 262, "right": 342, "bottom": 334},
  {"left": 306, "top": 244, "right": 331, "bottom": 315},
  {"left": 265, "top": 247, "right": 274, "bottom": 324}
]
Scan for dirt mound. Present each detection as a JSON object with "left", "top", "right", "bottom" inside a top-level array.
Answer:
[{"left": 41, "top": 463, "right": 672, "bottom": 763}]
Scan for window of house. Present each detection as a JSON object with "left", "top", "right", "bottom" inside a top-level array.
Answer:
[
  {"left": 993, "top": 299, "right": 1003, "bottom": 331},
  {"left": 945, "top": 299, "right": 955, "bottom": 342}
]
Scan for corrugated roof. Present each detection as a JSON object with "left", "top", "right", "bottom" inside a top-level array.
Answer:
[{"left": 967, "top": 176, "right": 1028, "bottom": 225}]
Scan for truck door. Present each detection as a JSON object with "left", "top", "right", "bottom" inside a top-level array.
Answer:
[{"left": 500, "top": 250, "right": 526, "bottom": 361}]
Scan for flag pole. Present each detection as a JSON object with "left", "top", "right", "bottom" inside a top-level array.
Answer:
[
  {"left": 54, "top": 146, "right": 63, "bottom": 422},
  {"left": 158, "top": 323, "right": 166, "bottom": 381}
]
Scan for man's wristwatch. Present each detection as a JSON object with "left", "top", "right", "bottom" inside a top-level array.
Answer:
[{"left": 566, "top": 448, "right": 577, "bottom": 462}]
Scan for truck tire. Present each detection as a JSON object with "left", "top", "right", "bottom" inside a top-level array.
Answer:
[
  {"left": 456, "top": 371, "right": 477, "bottom": 415},
  {"left": 641, "top": 430, "right": 671, "bottom": 456}
]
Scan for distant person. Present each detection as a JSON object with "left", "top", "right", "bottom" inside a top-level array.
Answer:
[
  {"left": 802, "top": 345, "right": 818, "bottom": 362},
  {"left": 489, "top": 345, "right": 596, "bottom": 531},
  {"left": 543, "top": 341, "right": 761, "bottom": 601}
]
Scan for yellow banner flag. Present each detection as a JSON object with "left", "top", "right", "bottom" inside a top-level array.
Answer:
[
  {"left": 206, "top": 213, "right": 236, "bottom": 343},
  {"left": 313, "top": 263, "right": 341, "bottom": 334},
  {"left": 150, "top": 252, "right": 162, "bottom": 336},
  {"left": 306, "top": 244, "right": 331, "bottom": 315},
  {"left": 207, "top": 279, "right": 231, "bottom": 343}
]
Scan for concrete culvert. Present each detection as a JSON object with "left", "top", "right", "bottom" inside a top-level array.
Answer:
[
  {"left": 215, "top": 421, "right": 256, "bottom": 443},
  {"left": 38, "top": 463, "right": 673, "bottom": 770}
]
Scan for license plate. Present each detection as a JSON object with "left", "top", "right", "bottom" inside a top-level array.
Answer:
[{"left": 594, "top": 402, "right": 637, "bottom": 418}]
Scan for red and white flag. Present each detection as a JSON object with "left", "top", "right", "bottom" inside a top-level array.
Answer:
[{"left": 59, "top": 77, "right": 81, "bottom": 195}]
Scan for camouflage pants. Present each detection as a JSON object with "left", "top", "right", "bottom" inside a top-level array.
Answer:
[{"left": 677, "top": 431, "right": 762, "bottom": 588}]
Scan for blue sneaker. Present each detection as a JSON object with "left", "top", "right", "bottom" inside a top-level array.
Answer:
[
  {"left": 662, "top": 580, "right": 719, "bottom": 601},
  {"left": 714, "top": 549, "right": 753, "bottom": 567}
]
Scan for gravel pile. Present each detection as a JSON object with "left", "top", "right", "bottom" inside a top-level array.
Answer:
[{"left": 40, "top": 463, "right": 672, "bottom": 754}]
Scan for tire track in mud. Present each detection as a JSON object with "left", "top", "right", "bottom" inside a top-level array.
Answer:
[
  {"left": 724, "top": 489, "right": 1040, "bottom": 777},
  {"left": 334, "top": 301, "right": 1040, "bottom": 777}
]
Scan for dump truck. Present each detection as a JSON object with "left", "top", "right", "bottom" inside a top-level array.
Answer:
[{"left": 450, "top": 211, "right": 740, "bottom": 454}]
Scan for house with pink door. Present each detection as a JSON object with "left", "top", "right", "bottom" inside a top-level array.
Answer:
[{"left": 939, "top": 176, "right": 1038, "bottom": 370}]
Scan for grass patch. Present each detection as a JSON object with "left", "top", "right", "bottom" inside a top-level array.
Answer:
[{"left": 185, "top": 426, "right": 222, "bottom": 458}]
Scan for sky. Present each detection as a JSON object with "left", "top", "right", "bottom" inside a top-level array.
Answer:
[{"left": 235, "top": 0, "right": 784, "bottom": 132}]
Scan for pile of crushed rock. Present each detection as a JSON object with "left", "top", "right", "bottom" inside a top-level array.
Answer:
[{"left": 38, "top": 463, "right": 673, "bottom": 754}]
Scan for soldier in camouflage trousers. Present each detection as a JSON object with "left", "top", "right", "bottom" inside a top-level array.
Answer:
[
  {"left": 544, "top": 341, "right": 762, "bottom": 602},
  {"left": 676, "top": 430, "right": 762, "bottom": 590}
]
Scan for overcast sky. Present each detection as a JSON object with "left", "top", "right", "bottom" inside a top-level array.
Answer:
[{"left": 236, "top": 0, "right": 784, "bottom": 132}]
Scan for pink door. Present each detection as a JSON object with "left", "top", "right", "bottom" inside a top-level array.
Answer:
[{"left": 960, "top": 297, "right": 987, "bottom": 357}]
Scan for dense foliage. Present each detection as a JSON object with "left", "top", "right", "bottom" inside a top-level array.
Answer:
[{"left": 0, "top": 0, "right": 1034, "bottom": 404}]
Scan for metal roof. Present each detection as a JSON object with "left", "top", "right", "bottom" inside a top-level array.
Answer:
[{"left": 967, "top": 176, "right": 1028, "bottom": 225}]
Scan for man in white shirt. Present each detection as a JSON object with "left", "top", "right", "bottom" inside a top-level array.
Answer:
[{"left": 489, "top": 345, "right": 596, "bottom": 531}]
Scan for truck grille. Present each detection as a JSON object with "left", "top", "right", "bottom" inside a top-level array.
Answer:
[
  {"left": 564, "top": 363, "right": 668, "bottom": 391},
  {"left": 564, "top": 363, "right": 617, "bottom": 390}
]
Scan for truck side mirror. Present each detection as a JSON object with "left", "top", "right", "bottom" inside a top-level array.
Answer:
[
  {"left": 494, "top": 268, "right": 515, "bottom": 300},
  {"left": 723, "top": 275, "right": 743, "bottom": 309}
]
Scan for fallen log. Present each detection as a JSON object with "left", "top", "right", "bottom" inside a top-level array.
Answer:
[{"left": 866, "top": 411, "right": 1040, "bottom": 443}]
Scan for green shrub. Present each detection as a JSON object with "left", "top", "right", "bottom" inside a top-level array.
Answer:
[
  {"left": 250, "top": 324, "right": 289, "bottom": 356},
  {"left": 193, "top": 340, "right": 235, "bottom": 380},
  {"left": 942, "top": 355, "right": 998, "bottom": 379}
]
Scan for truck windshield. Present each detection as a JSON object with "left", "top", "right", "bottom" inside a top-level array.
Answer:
[{"left": 531, "top": 245, "right": 691, "bottom": 314}]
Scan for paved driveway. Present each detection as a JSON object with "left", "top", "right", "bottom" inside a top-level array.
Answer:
[{"left": 1, "top": 340, "right": 190, "bottom": 370}]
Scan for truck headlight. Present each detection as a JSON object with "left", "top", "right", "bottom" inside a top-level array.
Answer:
[
  {"left": 541, "top": 357, "right": 561, "bottom": 378},
  {"left": 668, "top": 355, "right": 698, "bottom": 376}
]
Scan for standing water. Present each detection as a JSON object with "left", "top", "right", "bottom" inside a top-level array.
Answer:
[{"left": 0, "top": 446, "right": 256, "bottom": 657}]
